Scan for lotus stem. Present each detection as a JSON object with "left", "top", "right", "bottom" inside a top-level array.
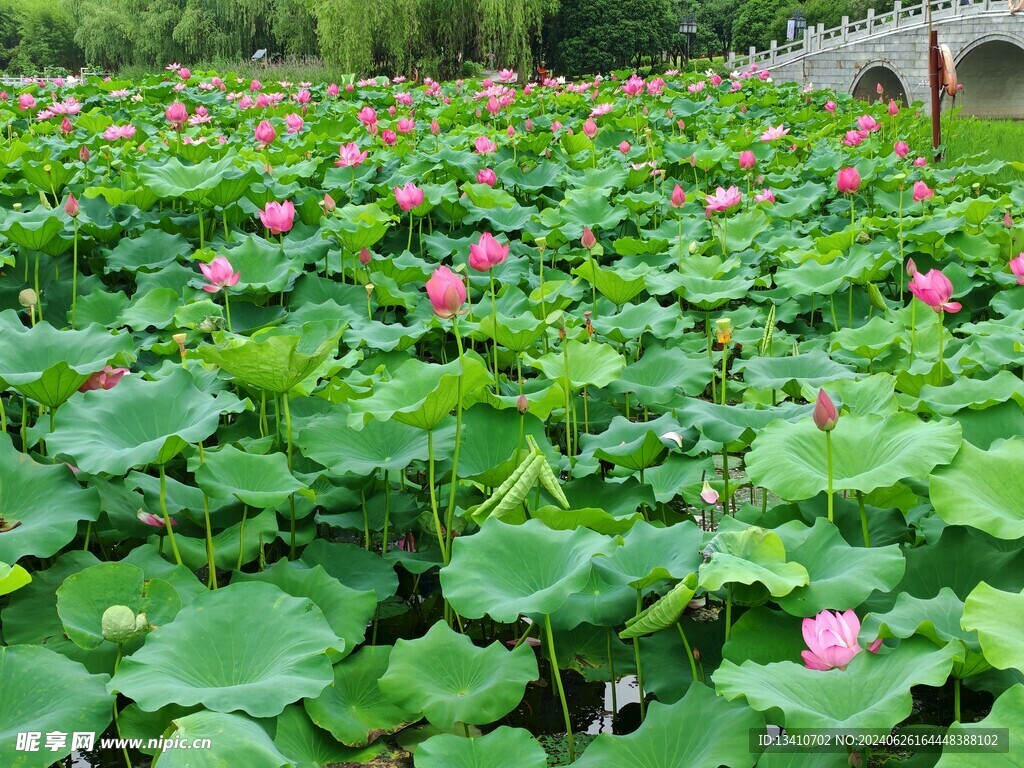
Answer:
[
  {"left": 910, "top": 299, "right": 917, "bottom": 362},
  {"left": 856, "top": 491, "right": 872, "bottom": 547},
  {"left": 445, "top": 318, "right": 465, "bottom": 562},
  {"left": 544, "top": 613, "right": 575, "bottom": 763},
  {"left": 223, "top": 291, "right": 232, "bottom": 333},
  {"left": 223, "top": 209, "right": 231, "bottom": 243},
  {"left": 954, "top": 677, "right": 961, "bottom": 723},
  {"left": 725, "top": 584, "right": 733, "bottom": 642},
  {"left": 71, "top": 219, "right": 79, "bottom": 329},
  {"left": 721, "top": 344, "right": 728, "bottom": 405},
  {"left": 158, "top": 465, "right": 183, "bottom": 566},
  {"left": 633, "top": 590, "right": 647, "bottom": 721},
  {"left": 33, "top": 250, "right": 42, "bottom": 323},
  {"left": 83, "top": 521, "right": 92, "bottom": 552},
  {"left": 898, "top": 193, "right": 905, "bottom": 302},
  {"left": 722, "top": 450, "right": 731, "bottom": 515},
  {"left": 562, "top": 339, "right": 573, "bottom": 461},
  {"left": 676, "top": 623, "right": 699, "bottom": 685},
  {"left": 826, "top": 431, "right": 834, "bottom": 524},
  {"left": 197, "top": 203, "right": 204, "bottom": 249},
  {"left": 407, "top": 212, "right": 414, "bottom": 253},
  {"left": 937, "top": 309, "right": 945, "bottom": 384},
  {"left": 197, "top": 445, "right": 218, "bottom": 588},
  {"left": 606, "top": 626, "right": 618, "bottom": 719},
  {"left": 381, "top": 471, "right": 391, "bottom": 554},
  {"left": 426, "top": 428, "right": 447, "bottom": 564},
  {"left": 489, "top": 271, "right": 500, "bottom": 389},
  {"left": 282, "top": 393, "right": 296, "bottom": 559}
]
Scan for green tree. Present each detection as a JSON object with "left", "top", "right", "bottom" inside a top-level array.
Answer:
[{"left": 731, "top": 0, "right": 789, "bottom": 53}]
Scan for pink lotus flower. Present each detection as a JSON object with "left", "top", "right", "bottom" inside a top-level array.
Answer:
[
  {"left": 103, "top": 124, "right": 136, "bottom": 141},
  {"left": 754, "top": 188, "right": 775, "bottom": 204},
  {"left": 914, "top": 157, "right": 927, "bottom": 168},
  {"left": 738, "top": 151, "right": 756, "bottom": 170},
  {"left": 61, "top": 116, "right": 73, "bottom": 134},
  {"left": 857, "top": 114, "right": 881, "bottom": 133},
  {"left": 888, "top": 99, "right": 900, "bottom": 116},
  {"left": 1010, "top": 255, "right": 1024, "bottom": 285},
  {"left": 165, "top": 102, "right": 188, "bottom": 129},
  {"left": 894, "top": 141, "right": 909, "bottom": 158},
  {"left": 761, "top": 124, "right": 789, "bottom": 142},
  {"left": 18, "top": 93, "right": 35, "bottom": 110},
  {"left": 620, "top": 75, "right": 645, "bottom": 96},
  {"left": 259, "top": 201, "right": 295, "bottom": 235},
  {"left": 474, "top": 136, "right": 497, "bottom": 155},
  {"left": 285, "top": 113, "right": 304, "bottom": 133},
  {"left": 913, "top": 181, "right": 934, "bottom": 203},
  {"left": 581, "top": 227, "right": 597, "bottom": 250},
  {"left": 426, "top": 265, "right": 467, "bottom": 319},
  {"left": 582, "top": 118, "right": 598, "bottom": 139},
  {"left": 843, "top": 130, "right": 865, "bottom": 147},
  {"left": 499, "top": 69, "right": 517, "bottom": 83},
  {"left": 79, "top": 365, "right": 130, "bottom": 392},
  {"left": 836, "top": 167, "right": 861, "bottom": 194},
  {"left": 336, "top": 142, "right": 368, "bottom": 168},
  {"left": 476, "top": 168, "right": 497, "bottom": 186},
  {"left": 700, "top": 481, "right": 719, "bottom": 505},
  {"left": 824, "top": 100, "right": 836, "bottom": 113},
  {"left": 254, "top": 120, "right": 277, "bottom": 146},
  {"left": 704, "top": 186, "right": 742, "bottom": 216},
  {"left": 138, "top": 510, "right": 174, "bottom": 527},
  {"left": 65, "top": 194, "right": 79, "bottom": 218},
  {"left": 670, "top": 184, "right": 686, "bottom": 208},
  {"left": 468, "top": 232, "right": 509, "bottom": 272},
  {"left": 687, "top": 81, "right": 705, "bottom": 94},
  {"left": 381, "top": 129, "right": 397, "bottom": 145},
  {"left": 199, "top": 256, "right": 241, "bottom": 293},
  {"left": 249, "top": 79, "right": 263, "bottom": 91},
  {"left": 357, "top": 106, "right": 378, "bottom": 126},
  {"left": 619, "top": 141, "right": 631, "bottom": 154},
  {"left": 813, "top": 389, "right": 838, "bottom": 431},
  {"left": 909, "top": 269, "right": 961, "bottom": 313},
  {"left": 394, "top": 183, "right": 424, "bottom": 212},
  {"left": 802, "top": 610, "right": 881, "bottom": 670},
  {"left": 327, "top": 83, "right": 339, "bottom": 97},
  {"left": 396, "top": 118, "right": 415, "bottom": 134}
]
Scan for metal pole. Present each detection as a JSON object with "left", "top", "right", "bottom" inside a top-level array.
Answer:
[{"left": 929, "top": 29, "right": 941, "bottom": 159}]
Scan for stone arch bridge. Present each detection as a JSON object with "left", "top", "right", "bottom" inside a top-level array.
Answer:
[{"left": 729, "top": 0, "right": 1024, "bottom": 117}]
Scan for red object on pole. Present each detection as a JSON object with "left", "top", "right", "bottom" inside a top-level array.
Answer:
[{"left": 929, "top": 29, "right": 941, "bottom": 161}]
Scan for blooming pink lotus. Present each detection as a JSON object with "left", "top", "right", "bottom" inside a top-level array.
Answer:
[
  {"left": 381, "top": 129, "right": 397, "bottom": 146},
  {"left": 165, "top": 102, "right": 188, "bottom": 129},
  {"left": 914, "top": 157, "right": 927, "bottom": 168},
  {"left": 394, "top": 183, "right": 424, "bottom": 212},
  {"left": 336, "top": 142, "right": 368, "bottom": 168},
  {"left": 474, "top": 136, "right": 497, "bottom": 155},
  {"left": 285, "top": 113, "right": 304, "bottom": 134},
  {"left": 754, "top": 188, "right": 775, "bottom": 204},
  {"left": 824, "top": 100, "right": 837, "bottom": 113},
  {"left": 468, "top": 232, "right": 509, "bottom": 272},
  {"left": 913, "top": 181, "right": 934, "bottom": 203},
  {"left": 813, "top": 389, "right": 838, "bottom": 431},
  {"left": 909, "top": 269, "right": 961, "bottom": 313},
  {"left": 254, "top": 120, "right": 277, "bottom": 146},
  {"left": 760, "top": 124, "right": 789, "bottom": 142},
  {"left": 700, "top": 481, "right": 719, "bottom": 505},
  {"left": 836, "top": 167, "right": 861, "bottom": 194},
  {"left": 1010, "top": 254, "right": 1024, "bottom": 285},
  {"left": 476, "top": 168, "right": 497, "bottom": 187},
  {"left": 894, "top": 140, "right": 909, "bottom": 158},
  {"left": 357, "top": 106, "right": 378, "bottom": 126},
  {"left": 857, "top": 114, "right": 881, "bottom": 133},
  {"left": 426, "top": 265, "right": 467, "bottom": 319},
  {"left": 79, "top": 366, "right": 130, "bottom": 392},
  {"left": 259, "top": 201, "right": 295, "bottom": 235},
  {"left": 103, "top": 124, "right": 136, "bottom": 141},
  {"left": 396, "top": 118, "right": 415, "bottom": 134},
  {"left": 670, "top": 184, "right": 686, "bottom": 208},
  {"left": 704, "top": 186, "right": 742, "bottom": 217},
  {"left": 802, "top": 610, "right": 882, "bottom": 671},
  {"left": 843, "top": 130, "right": 866, "bottom": 147},
  {"left": 18, "top": 93, "right": 36, "bottom": 110},
  {"left": 199, "top": 256, "right": 241, "bottom": 293},
  {"left": 138, "top": 510, "right": 175, "bottom": 527},
  {"left": 738, "top": 151, "right": 756, "bottom": 171}
]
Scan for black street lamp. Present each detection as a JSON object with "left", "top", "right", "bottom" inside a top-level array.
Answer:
[
  {"left": 787, "top": 10, "right": 807, "bottom": 42},
  {"left": 679, "top": 13, "right": 698, "bottom": 63}
]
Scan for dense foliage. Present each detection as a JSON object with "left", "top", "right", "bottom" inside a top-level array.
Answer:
[{"left": 0, "top": 66, "right": 1023, "bottom": 768}]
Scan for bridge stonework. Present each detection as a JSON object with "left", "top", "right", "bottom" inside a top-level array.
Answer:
[{"left": 731, "top": 0, "right": 1024, "bottom": 118}]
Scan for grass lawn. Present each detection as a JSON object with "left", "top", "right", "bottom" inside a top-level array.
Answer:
[{"left": 944, "top": 117, "right": 1024, "bottom": 182}]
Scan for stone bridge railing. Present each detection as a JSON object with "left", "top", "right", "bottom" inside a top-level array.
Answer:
[{"left": 729, "top": 0, "right": 1006, "bottom": 71}]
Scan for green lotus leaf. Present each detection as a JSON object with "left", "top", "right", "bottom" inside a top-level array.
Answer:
[
  {"left": 300, "top": 539, "right": 399, "bottom": 600},
  {"left": 929, "top": 439, "right": 1024, "bottom": 540},
  {"left": 108, "top": 581, "right": 338, "bottom": 717},
  {"left": 912, "top": 370, "right": 1024, "bottom": 416},
  {"left": 304, "top": 645, "right": 418, "bottom": 747},
  {"left": 273, "top": 703, "right": 385, "bottom": 768},
  {"left": 48, "top": 368, "right": 247, "bottom": 474},
  {"left": 676, "top": 398, "right": 811, "bottom": 452},
  {"left": 0, "top": 206, "right": 64, "bottom": 251},
  {"left": 746, "top": 413, "right": 962, "bottom": 500},
  {"left": 607, "top": 345, "right": 713, "bottom": 407},
  {"left": 323, "top": 202, "right": 393, "bottom": 252},
  {"left": 573, "top": 681, "right": 764, "bottom": 768},
  {"left": 198, "top": 324, "right": 344, "bottom": 394},
  {"left": 172, "top": 506, "right": 279, "bottom": 571},
  {"left": 0, "top": 315, "right": 133, "bottom": 408},
  {"left": 935, "top": 684, "right": 1024, "bottom": 767},
  {"left": 56, "top": 562, "right": 181, "bottom": 650},
  {"left": 620, "top": 573, "right": 700, "bottom": 639},
  {"left": 155, "top": 711, "right": 292, "bottom": 768},
  {"left": 740, "top": 351, "right": 858, "bottom": 391},
  {"left": 721, "top": 607, "right": 806, "bottom": 666},
  {"left": 415, "top": 727, "right": 547, "bottom": 768},
  {"left": 348, "top": 355, "right": 491, "bottom": 431},
  {"left": 715, "top": 638, "right": 961, "bottom": 730},
  {"left": 440, "top": 518, "right": 616, "bottom": 622},
  {"left": 699, "top": 527, "right": 809, "bottom": 601},
  {"left": 297, "top": 406, "right": 432, "bottom": 475},
  {"left": 594, "top": 519, "right": 704, "bottom": 590},
  {"left": 104, "top": 229, "right": 192, "bottom": 273},
  {"left": 527, "top": 340, "right": 626, "bottom": 389},
  {"left": 549, "top": 565, "right": 637, "bottom": 630},
  {"left": 776, "top": 519, "right": 905, "bottom": 617},
  {"left": 137, "top": 155, "right": 239, "bottom": 202},
  {"left": 220, "top": 234, "right": 306, "bottom": 293},
  {"left": 0, "top": 435, "right": 100, "bottom": 563},
  {"left": 0, "top": 561, "right": 31, "bottom": 596},
  {"left": 574, "top": 259, "right": 650, "bottom": 306},
  {"left": 580, "top": 414, "right": 686, "bottom": 472},
  {"left": 0, "top": 645, "right": 113, "bottom": 768},
  {"left": 233, "top": 560, "right": 376, "bottom": 661},
  {"left": 379, "top": 621, "right": 538, "bottom": 729},
  {"left": 962, "top": 582, "right": 1024, "bottom": 674},
  {"left": 194, "top": 445, "right": 307, "bottom": 508}
]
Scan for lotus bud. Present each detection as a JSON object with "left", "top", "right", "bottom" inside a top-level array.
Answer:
[
  {"left": 359, "top": 247, "right": 372, "bottom": 266},
  {"left": 1005, "top": 212, "right": 1014, "bottom": 228},
  {"left": 813, "top": 389, "right": 839, "bottom": 431},
  {"left": 581, "top": 226, "right": 596, "bottom": 250},
  {"left": 80, "top": 146, "right": 91, "bottom": 163},
  {"left": 322, "top": 193, "right": 336, "bottom": 214},
  {"left": 517, "top": 394, "right": 529, "bottom": 414},
  {"left": 692, "top": 647, "right": 702, "bottom": 662},
  {"left": 715, "top": 317, "right": 733, "bottom": 345},
  {"left": 906, "top": 258, "right": 917, "bottom": 277},
  {"left": 101, "top": 605, "right": 139, "bottom": 645},
  {"left": 688, "top": 241, "right": 698, "bottom": 254},
  {"left": 558, "top": 326, "right": 566, "bottom": 340},
  {"left": 65, "top": 194, "right": 79, "bottom": 218},
  {"left": 18, "top": 289, "right": 37, "bottom": 308}
]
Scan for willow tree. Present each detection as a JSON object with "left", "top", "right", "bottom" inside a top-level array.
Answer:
[
  {"left": 479, "top": 0, "right": 551, "bottom": 74},
  {"left": 307, "top": 0, "right": 416, "bottom": 75}
]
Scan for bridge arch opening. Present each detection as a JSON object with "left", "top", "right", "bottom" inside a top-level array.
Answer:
[
  {"left": 851, "top": 64, "right": 909, "bottom": 106},
  {"left": 955, "top": 36, "right": 1024, "bottom": 119}
]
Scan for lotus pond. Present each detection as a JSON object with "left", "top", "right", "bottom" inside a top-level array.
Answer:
[{"left": 0, "top": 67, "right": 1023, "bottom": 768}]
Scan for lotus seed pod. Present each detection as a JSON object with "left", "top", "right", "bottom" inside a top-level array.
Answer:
[
  {"left": 101, "top": 605, "right": 138, "bottom": 644},
  {"left": 688, "top": 241, "right": 698, "bottom": 254},
  {"left": 18, "top": 289, "right": 37, "bottom": 308}
]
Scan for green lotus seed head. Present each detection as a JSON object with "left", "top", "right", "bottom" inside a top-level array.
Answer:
[
  {"left": 688, "top": 241, "right": 698, "bottom": 254},
  {"left": 134, "top": 612, "right": 149, "bottom": 634},
  {"left": 101, "top": 605, "right": 138, "bottom": 645}
]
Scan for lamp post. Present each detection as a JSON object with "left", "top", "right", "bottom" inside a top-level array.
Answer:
[
  {"left": 679, "top": 13, "right": 698, "bottom": 66},
  {"left": 787, "top": 10, "right": 807, "bottom": 41}
]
